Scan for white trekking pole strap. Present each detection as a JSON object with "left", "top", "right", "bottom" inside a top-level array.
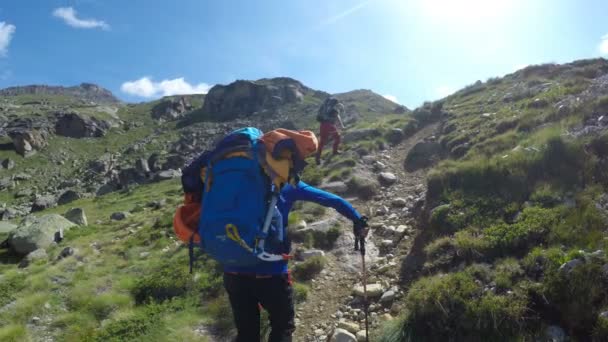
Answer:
[{"left": 257, "top": 193, "right": 284, "bottom": 262}]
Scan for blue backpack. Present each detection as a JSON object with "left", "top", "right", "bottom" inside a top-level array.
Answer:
[{"left": 181, "top": 127, "right": 286, "bottom": 269}]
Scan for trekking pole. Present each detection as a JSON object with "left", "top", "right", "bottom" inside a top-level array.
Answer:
[{"left": 359, "top": 236, "right": 369, "bottom": 342}]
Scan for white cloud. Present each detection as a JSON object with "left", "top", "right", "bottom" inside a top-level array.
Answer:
[
  {"left": 52, "top": 7, "right": 109, "bottom": 30},
  {"left": 0, "top": 22, "right": 16, "bottom": 57},
  {"left": 121, "top": 77, "right": 212, "bottom": 98},
  {"left": 435, "top": 85, "right": 455, "bottom": 98},
  {"left": 599, "top": 34, "right": 608, "bottom": 55},
  {"left": 383, "top": 94, "right": 399, "bottom": 103}
]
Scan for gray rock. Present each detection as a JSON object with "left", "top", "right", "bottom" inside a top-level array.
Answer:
[
  {"left": 0, "top": 221, "right": 17, "bottom": 234},
  {"left": 356, "top": 330, "right": 367, "bottom": 342},
  {"left": 545, "top": 325, "right": 566, "bottom": 342},
  {"left": 0, "top": 177, "right": 14, "bottom": 191},
  {"left": 9, "top": 129, "right": 49, "bottom": 157},
  {"left": 380, "top": 290, "right": 396, "bottom": 304},
  {"left": 64, "top": 208, "right": 88, "bottom": 226},
  {"left": 135, "top": 158, "right": 151, "bottom": 174},
  {"left": 154, "top": 169, "right": 182, "bottom": 181},
  {"left": 404, "top": 140, "right": 443, "bottom": 171},
  {"left": 385, "top": 128, "right": 405, "bottom": 145},
  {"left": 18, "top": 248, "right": 48, "bottom": 268},
  {"left": 32, "top": 195, "right": 57, "bottom": 212},
  {"left": 1, "top": 158, "right": 15, "bottom": 170},
  {"left": 391, "top": 198, "right": 407, "bottom": 208},
  {"left": 600, "top": 311, "right": 608, "bottom": 319},
  {"left": 57, "top": 246, "right": 75, "bottom": 260},
  {"left": 559, "top": 259, "right": 583, "bottom": 274},
  {"left": 15, "top": 189, "right": 34, "bottom": 199},
  {"left": 337, "top": 321, "right": 359, "bottom": 334},
  {"left": 331, "top": 328, "right": 357, "bottom": 342},
  {"left": 528, "top": 98, "right": 549, "bottom": 109},
  {"left": 147, "top": 199, "right": 166, "bottom": 210},
  {"left": 57, "top": 190, "right": 81, "bottom": 206},
  {"left": 152, "top": 96, "right": 193, "bottom": 121},
  {"left": 13, "top": 173, "right": 31, "bottom": 181},
  {"left": 8, "top": 214, "right": 76, "bottom": 254},
  {"left": 54, "top": 112, "right": 110, "bottom": 138},
  {"left": 378, "top": 172, "right": 397, "bottom": 186},
  {"left": 110, "top": 212, "right": 129, "bottom": 221},
  {"left": 299, "top": 249, "right": 325, "bottom": 261},
  {"left": 201, "top": 79, "right": 306, "bottom": 121},
  {"left": 320, "top": 181, "right": 348, "bottom": 195},
  {"left": 295, "top": 220, "right": 307, "bottom": 230},
  {"left": 352, "top": 283, "right": 383, "bottom": 298}
]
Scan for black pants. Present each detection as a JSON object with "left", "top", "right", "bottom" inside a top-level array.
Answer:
[{"left": 223, "top": 273, "right": 295, "bottom": 342}]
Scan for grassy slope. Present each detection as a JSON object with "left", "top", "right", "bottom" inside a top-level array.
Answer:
[
  {"left": 0, "top": 180, "right": 229, "bottom": 342},
  {"left": 381, "top": 59, "right": 608, "bottom": 340}
]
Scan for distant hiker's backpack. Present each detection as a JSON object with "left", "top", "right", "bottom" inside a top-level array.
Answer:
[
  {"left": 174, "top": 127, "right": 318, "bottom": 270},
  {"left": 317, "top": 97, "right": 344, "bottom": 122}
]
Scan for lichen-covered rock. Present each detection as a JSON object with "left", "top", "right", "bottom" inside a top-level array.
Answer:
[{"left": 8, "top": 214, "right": 76, "bottom": 254}]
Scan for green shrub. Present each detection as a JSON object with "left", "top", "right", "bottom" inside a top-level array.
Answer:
[
  {"left": 543, "top": 261, "right": 608, "bottom": 334},
  {"left": 203, "top": 294, "right": 234, "bottom": 337},
  {"left": 0, "top": 324, "right": 27, "bottom": 342},
  {"left": 293, "top": 282, "right": 309, "bottom": 303},
  {"left": 396, "top": 268, "right": 527, "bottom": 340},
  {"left": 0, "top": 272, "right": 26, "bottom": 307},
  {"left": 68, "top": 288, "right": 132, "bottom": 321},
  {"left": 453, "top": 229, "right": 488, "bottom": 259},
  {"left": 132, "top": 267, "right": 192, "bottom": 304},
  {"left": 347, "top": 176, "right": 377, "bottom": 200},
  {"left": 482, "top": 207, "right": 560, "bottom": 257},
  {"left": 530, "top": 184, "right": 562, "bottom": 207},
  {"left": 593, "top": 315, "right": 608, "bottom": 341},
  {"left": 94, "top": 304, "right": 164, "bottom": 341},
  {"left": 301, "top": 163, "right": 324, "bottom": 186},
  {"left": 131, "top": 258, "right": 221, "bottom": 304},
  {"left": 292, "top": 256, "right": 326, "bottom": 281},
  {"left": 494, "top": 258, "right": 524, "bottom": 291}
]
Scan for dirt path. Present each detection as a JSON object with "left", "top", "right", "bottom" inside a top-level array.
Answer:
[{"left": 294, "top": 123, "right": 440, "bottom": 341}]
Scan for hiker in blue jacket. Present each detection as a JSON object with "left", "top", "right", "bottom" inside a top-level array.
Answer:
[{"left": 223, "top": 180, "right": 369, "bottom": 342}]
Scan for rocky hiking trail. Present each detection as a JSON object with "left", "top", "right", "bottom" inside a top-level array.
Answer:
[{"left": 294, "top": 123, "right": 439, "bottom": 342}]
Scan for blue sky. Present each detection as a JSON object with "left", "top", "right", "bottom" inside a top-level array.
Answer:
[{"left": 0, "top": 0, "right": 607, "bottom": 107}]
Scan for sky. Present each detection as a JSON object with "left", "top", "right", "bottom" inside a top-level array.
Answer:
[{"left": 0, "top": 0, "right": 607, "bottom": 108}]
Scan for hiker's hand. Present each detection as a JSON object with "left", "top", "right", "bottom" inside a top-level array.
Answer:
[{"left": 353, "top": 216, "right": 369, "bottom": 238}]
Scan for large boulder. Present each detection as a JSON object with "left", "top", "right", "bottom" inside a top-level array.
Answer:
[
  {"left": 54, "top": 112, "right": 110, "bottom": 138},
  {"left": 201, "top": 78, "right": 307, "bottom": 121},
  {"left": 0, "top": 221, "right": 17, "bottom": 235},
  {"left": 57, "top": 190, "right": 81, "bottom": 205},
  {"left": 9, "top": 129, "right": 49, "bottom": 157},
  {"left": 404, "top": 140, "right": 443, "bottom": 171},
  {"left": 8, "top": 214, "right": 76, "bottom": 254},
  {"left": 64, "top": 208, "right": 88, "bottom": 226},
  {"left": 152, "top": 96, "right": 193, "bottom": 121},
  {"left": 1, "top": 158, "right": 15, "bottom": 170},
  {"left": 32, "top": 195, "right": 57, "bottom": 212}
]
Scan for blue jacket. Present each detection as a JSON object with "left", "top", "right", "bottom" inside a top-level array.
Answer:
[{"left": 223, "top": 181, "right": 361, "bottom": 275}]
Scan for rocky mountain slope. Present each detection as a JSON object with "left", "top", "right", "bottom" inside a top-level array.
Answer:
[
  {"left": 3, "top": 58, "right": 608, "bottom": 342},
  {"left": 0, "top": 77, "right": 405, "bottom": 341}
]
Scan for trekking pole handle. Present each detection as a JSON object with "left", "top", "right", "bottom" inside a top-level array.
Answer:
[{"left": 257, "top": 193, "right": 279, "bottom": 251}]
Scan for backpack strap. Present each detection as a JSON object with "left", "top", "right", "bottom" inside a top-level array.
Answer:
[{"left": 189, "top": 234, "right": 195, "bottom": 274}]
